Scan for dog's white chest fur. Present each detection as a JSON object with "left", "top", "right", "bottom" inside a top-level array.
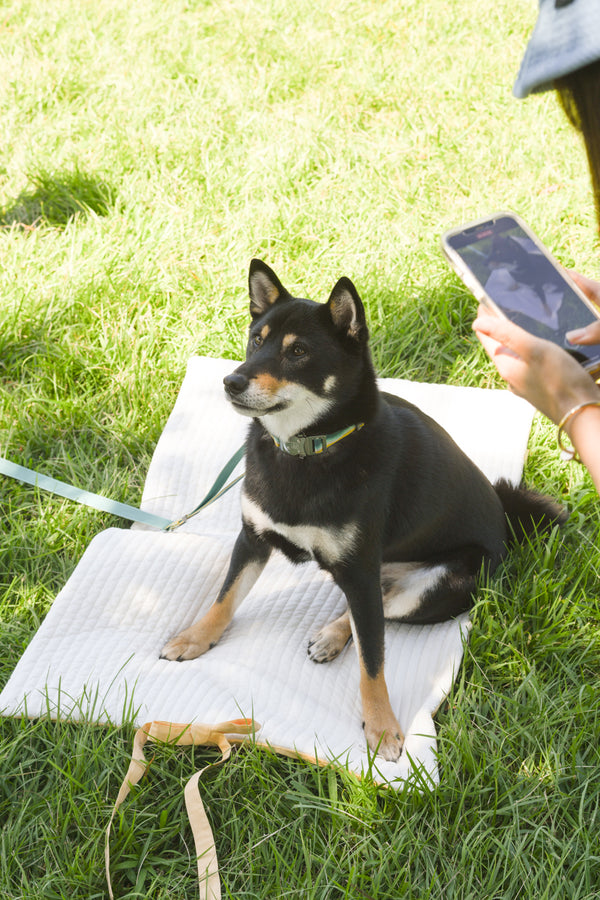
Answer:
[{"left": 242, "top": 495, "right": 358, "bottom": 566}]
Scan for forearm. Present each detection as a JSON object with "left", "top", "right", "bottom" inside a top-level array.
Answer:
[
  {"left": 473, "top": 309, "right": 600, "bottom": 492},
  {"left": 563, "top": 403, "right": 600, "bottom": 492}
]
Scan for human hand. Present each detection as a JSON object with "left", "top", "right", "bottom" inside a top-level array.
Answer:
[
  {"left": 472, "top": 306, "right": 600, "bottom": 425},
  {"left": 565, "top": 272, "right": 600, "bottom": 345}
]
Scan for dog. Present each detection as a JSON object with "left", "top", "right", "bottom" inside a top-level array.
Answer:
[{"left": 162, "top": 259, "right": 566, "bottom": 761}]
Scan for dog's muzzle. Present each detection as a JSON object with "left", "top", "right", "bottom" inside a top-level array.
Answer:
[{"left": 223, "top": 371, "right": 285, "bottom": 416}]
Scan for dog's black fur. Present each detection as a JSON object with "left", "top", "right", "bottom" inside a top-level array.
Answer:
[
  {"left": 162, "top": 260, "right": 566, "bottom": 761},
  {"left": 486, "top": 234, "right": 563, "bottom": 311}
]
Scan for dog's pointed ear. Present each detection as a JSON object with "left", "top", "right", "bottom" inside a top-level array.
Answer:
[
  {"left": 248, "top": 259, "right": 289, "bottom": 319},
  {"left": 326, "top": 277, "right": 368, "bottom": 341}
]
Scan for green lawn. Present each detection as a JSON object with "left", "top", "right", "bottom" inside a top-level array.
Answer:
[{"left": 1, "top": 0, "right": 600, "bottom": 897}]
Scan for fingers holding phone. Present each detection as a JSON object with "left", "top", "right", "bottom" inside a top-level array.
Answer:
[
  {"left": 472, "top": 306, "right": 600, "bottom": 425},
  {"left": 569, "top": 272, "right": 600, "bottom": 308},
  {"left": 441, "top": 212, "right": 600, "bottom": 377},
  {"left": 566, "top": 273, "right": 600, "bottom": 345}
]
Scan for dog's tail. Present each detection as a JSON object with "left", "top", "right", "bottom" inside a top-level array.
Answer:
[{"left": 494, "top": 478, "right": 568, "bottom": 544}]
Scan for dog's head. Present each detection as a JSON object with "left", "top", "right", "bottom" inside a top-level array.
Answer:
[
  {"left": 486, "top": 234, "right": 527, "bottom": 270},
  {"left": 223, "top": 259, "right": 372, "bottom": 442}
]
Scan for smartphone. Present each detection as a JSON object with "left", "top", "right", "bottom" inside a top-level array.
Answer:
[{"left": 441, "top": 211, "right": 600, "bottom": 376}]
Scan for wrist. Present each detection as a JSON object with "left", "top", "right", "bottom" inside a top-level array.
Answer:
[
  {"left": 553, "top": 381, "right": 600, "bottom": 428},
  {"left": 557, "top": 398, "right": 600, "bottom": 461}
]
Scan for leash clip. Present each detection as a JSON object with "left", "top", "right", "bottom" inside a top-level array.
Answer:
[{"left": 164, "top": 514, "right": 189, "bottom": 532}]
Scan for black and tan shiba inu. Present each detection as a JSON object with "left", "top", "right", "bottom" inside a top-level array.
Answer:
[{"left": 162, "top": 259, "right": 565, "bottom": 761}]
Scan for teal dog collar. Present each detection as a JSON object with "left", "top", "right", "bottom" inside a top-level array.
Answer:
[{"left": 272, "top": 423, "right": 364, "bottom": 458}]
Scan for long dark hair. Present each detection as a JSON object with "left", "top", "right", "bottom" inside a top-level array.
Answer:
[{"left": 557, "top": 58, "right": 600, "bottom": 232}]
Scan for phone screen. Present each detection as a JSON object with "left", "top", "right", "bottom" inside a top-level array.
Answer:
[{"left": 446, "top": 214, "right": 600, "bottom": 370}]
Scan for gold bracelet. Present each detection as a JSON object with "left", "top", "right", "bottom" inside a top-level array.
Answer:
[{"left": 557, "top": 400, "right": 600, "bottom": 462}]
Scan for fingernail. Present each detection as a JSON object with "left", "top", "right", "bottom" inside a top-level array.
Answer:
[{"left": 566, "top": 328, "right": 586, "bottom": 344}]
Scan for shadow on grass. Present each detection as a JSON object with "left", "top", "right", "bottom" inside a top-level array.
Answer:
[
  {"left": 363, "top": 277, "right": 486, "bottom": 386},
  {"left": 1, "top": 169, "right": 116, "bottom": 229}
]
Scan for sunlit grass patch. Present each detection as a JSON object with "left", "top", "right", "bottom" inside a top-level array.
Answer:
[{"left": 1, "top": 0, "right": 599, "bottom": 897}]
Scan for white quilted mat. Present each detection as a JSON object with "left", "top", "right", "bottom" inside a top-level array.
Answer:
[{"left": 0, "top": 356, "right": 535, "bottom": 787}]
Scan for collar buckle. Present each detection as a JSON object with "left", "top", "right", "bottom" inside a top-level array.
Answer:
[
  {"left": 278, "top": 434, "right": 323, "bottom": 458},
  {"left": 273, "top": 424, "right": 363, "bottom": 458}
]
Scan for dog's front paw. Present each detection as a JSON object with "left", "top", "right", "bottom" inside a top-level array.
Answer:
[
  {"left": 160, "top": 624, "right": 216, "bottom": 661},
  {"left": 363, "top": 718, "right": 405, "bottom": 763},
  {"left": 307, "top": 613, "right": 352, "bottom": 663}
]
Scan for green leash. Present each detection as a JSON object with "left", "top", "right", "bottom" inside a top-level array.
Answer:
[
  {"left": 164, "top": 444, "right": 245, "bottom": 531},
  {"left": 0, "top": 445, "right": 245, "bottom": 532}
]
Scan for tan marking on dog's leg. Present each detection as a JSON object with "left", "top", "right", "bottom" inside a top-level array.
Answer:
[
  {"left": 307, "top": 610, "right": 352, "bottom": 663},
  {"left": 161, "top": 562, "right": 263, "bottom": 661},
  {"left": 345, "top": 610, "right": 404, "bottom": 760},
  {"left": 359, "top": 666, "right": 404, "bottom": 762}
]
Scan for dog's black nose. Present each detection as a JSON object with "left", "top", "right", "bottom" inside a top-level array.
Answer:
[{"left": 223, "top": 372, "right": 249, "bottom": 395}]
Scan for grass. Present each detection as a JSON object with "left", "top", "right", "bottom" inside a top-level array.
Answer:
[
  {"left": 0, "top": 168, "right": 115, "bottom": 228},
  {"left": 1, "top": 0, "right": 600, "bottom": 897}
]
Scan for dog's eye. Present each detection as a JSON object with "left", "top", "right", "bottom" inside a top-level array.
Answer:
[
  {"left": 290, "top": 343, "right": 307, "bottom": 358},
  {"left": 251, "top": 334, "right": 263, "bottom": 348}
]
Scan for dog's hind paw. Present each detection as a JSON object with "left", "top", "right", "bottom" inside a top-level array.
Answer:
[{"left": 307, "top": 613, "right": 352, "bottom": 663}]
